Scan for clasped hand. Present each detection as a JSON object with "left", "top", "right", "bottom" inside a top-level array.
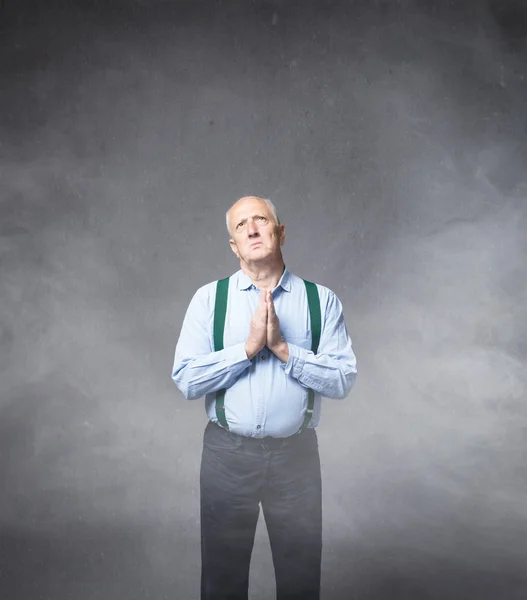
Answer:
[{"left": 245, "top": 289, "right": 287, "bottom": 361}]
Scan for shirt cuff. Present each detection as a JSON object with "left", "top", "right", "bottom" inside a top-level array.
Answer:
[
  {"left": 281, "top": 342, "right": 307, "bottom": 378},
  {"left": 225, "top": 342, "right": 253, "bottom": 365}
]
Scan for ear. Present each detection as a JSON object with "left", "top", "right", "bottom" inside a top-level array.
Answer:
[
  {"left": 229, "top": 238, "right": 240, "bottom": 258},
  {"left": 279, "top": 224, "right": 286, "bottom": 245}
]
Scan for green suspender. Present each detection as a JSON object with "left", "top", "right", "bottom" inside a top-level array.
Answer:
[
  {"left": 298, "top": 280, "right": 321, "bottom": 433},
  {"left": 212, "top": 276, "right": 321, "bottom": 433},
  {"left": 213, "top": 277, "right": 230, "bottom": 429}
]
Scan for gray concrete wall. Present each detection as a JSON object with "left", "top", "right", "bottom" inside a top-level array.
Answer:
[{"left": 1, "top": 1, "right": 526, "bottom": 598}]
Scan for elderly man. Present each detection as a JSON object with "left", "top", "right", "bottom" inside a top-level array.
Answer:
[{"left": 172, "top": 196, "right": 357, "bottom": 600}]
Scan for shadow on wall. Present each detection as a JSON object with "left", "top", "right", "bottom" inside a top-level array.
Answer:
[
  {"left": 489, "top": 0, "right": 527, "bottom": 50},
  {"left": 323, "top": 533, "right": 527, "bottom": 600},
  {"left": 0, "top": 376, "right": 203, "bottom": 598},
  {"left": 0, "top": 520, "right": 196, "bottom": 600}
]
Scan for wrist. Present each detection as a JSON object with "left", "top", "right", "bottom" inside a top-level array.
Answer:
[
  {"left": 269, "top": 339, "right": 286, "bottom": 352},
  {"left": 245, "top": 341, "right": 258, "bottom": 361},
  {"left": 269, "top": 340, "right": 289, "bottom": 363}
]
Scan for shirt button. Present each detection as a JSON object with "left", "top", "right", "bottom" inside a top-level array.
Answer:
[
  {"left": 256, "top": 425, "right": 261, "bottom": 429},
  {"left": 261, "top": 355, "right": 266, "bottom": 360}
]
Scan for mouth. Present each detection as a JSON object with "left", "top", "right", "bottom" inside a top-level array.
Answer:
[{"left": 250, "top": 242, "right": 262, "bottom": 248}]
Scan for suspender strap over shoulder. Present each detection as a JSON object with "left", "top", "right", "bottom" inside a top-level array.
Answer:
[
  {"left": 298, "top": 279, "right": 321, "bottom": 433},
  {"left": 213, "top": 277, "right": 230, "bottom": 429}
]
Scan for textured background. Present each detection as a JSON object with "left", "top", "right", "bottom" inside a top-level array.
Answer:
[{"left": 1, "top": 0, "right": 526, "bottom": 598}]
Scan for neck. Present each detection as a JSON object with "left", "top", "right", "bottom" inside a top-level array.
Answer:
[{"left": 240, "top": 259, "right": 285, "bottom": 290}]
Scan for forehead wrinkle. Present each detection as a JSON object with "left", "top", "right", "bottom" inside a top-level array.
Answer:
[{"left": 239, "top": 212, "right": 266, "bottom": 222}]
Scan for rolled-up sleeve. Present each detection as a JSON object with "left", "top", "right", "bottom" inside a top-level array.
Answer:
[
  {"left": 171, "top": 286, "right": 251, "bottom": 400},
  {"left": 281, "top": 289, "right": 357, "bottom": 399}
]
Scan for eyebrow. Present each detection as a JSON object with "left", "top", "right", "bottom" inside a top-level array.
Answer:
[{"left": 236, "top": 214, "right": 267, "bottom": 226}]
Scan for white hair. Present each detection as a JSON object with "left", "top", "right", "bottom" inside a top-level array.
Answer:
[{"left": 225, "top": 197, "right": 280, "bottom": 236}]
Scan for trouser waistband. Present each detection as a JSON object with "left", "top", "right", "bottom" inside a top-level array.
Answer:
[{"left": 207, "top": 420, "right": 314, "bottom": 450}]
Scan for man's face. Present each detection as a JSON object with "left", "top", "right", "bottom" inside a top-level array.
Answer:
[{"left": 228, "top": 197, "right": 285, "bottom": 265}]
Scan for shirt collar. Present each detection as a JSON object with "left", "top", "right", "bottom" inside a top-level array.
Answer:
[{"left": 237, "top": 266, "right": 292, "bottom": 292}]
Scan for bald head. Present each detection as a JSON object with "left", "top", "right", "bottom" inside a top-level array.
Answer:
[{"left": 226, "top": 196, "right": 280, "bottom": 236}]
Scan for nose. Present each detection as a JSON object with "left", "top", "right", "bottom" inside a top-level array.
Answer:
[{"left": 247, "top": 219, "right": 259, "bottom": 236}]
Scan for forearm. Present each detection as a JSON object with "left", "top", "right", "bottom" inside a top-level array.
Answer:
[
  {"left": 172, "top": 343, "right": 252, "bottom": 399},
  {"left": 281, "top": 344, "right": 357, "bottom": 399}
]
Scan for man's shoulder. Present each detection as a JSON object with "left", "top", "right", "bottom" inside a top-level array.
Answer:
[
  {"left": 192, "top": 271, "right": 240, "bottom": 298},
  {"left": 289, "top": 272, "right": 336, "bottom": 298}
]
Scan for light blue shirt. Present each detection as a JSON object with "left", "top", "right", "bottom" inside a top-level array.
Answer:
[{"left": 171, "top": 267, "right": 357, "bottom": 438}]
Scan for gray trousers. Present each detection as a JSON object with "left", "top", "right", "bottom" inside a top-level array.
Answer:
[{"left": 200, "top": 420, "right": 322, "bottom": 600}]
